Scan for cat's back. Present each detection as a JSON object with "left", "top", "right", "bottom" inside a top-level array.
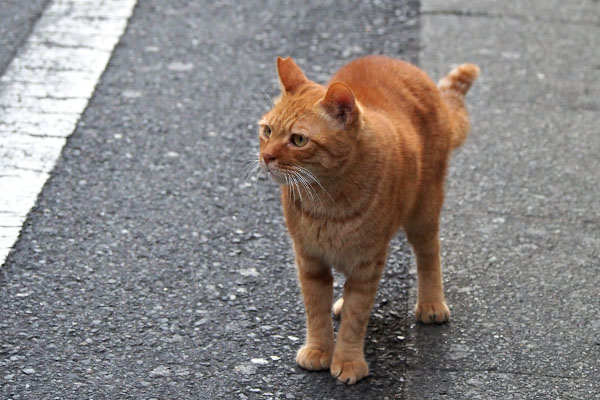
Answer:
[{"left": 329, "top": 55, "right": 440, "bottom": 117}]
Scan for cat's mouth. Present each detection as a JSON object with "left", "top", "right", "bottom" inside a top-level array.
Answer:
[
  {"left": 267, "top": 169, "right": 289, "bottom": 185},
  {"left": 261, "top": 163, "right": 289, "bottom": 185}
]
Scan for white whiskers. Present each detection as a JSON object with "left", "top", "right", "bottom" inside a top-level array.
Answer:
[
  {"left": 241, "top": 158, "right": 334, "bottom": 212},
  {"left": 293, "top": 166, "right": 334, "bottom": 202},
  {"left": 240, "top": 158, "right": 263, "bottom": 196},
  {"left": 284, "top": 165, "right": 334, "bottom": 211}
]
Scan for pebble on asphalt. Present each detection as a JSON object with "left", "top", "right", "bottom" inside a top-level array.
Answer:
[{"left": 149, "top": 365, "right": 170, "bottom": 378}]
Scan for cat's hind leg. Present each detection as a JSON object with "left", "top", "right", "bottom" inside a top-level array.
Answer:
[
  {"left": 405, "top": 199, "right": 450, "bottom": 324},
  {"left": 411, "top": 234, "right": 450, "bottom": 324}
]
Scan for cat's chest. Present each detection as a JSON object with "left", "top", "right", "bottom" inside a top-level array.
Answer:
[
  {"left": 303, "top": 218, "right": 355, "bottom": 247},
  {"left": 288, "top": 212, "right": 383, "bottom": 268}
]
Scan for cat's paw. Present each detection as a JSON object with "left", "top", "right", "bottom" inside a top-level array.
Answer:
[
  {"left": 296, "top": 346, "right": 333, "bottom": 371},
  {"left": 332, "top": 298, "right": 344, "bottom": 317},
  {"left": 415, "top": 301, "right": 450, "bottom": 324},
  {"left": 330, "top": 353, "right": 369, "bottom": 385}
]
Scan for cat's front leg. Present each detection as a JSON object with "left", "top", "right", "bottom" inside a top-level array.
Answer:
[
  {"left": 331, "top": 257, "right": 385, "bottom": 385},
  {"left": 295, "top": 253, "right": 334, "bottom": 371}
]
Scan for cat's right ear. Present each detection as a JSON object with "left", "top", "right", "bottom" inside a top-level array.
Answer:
[{"left": 277, "top": 56, "right": 308, "bottom": 93}]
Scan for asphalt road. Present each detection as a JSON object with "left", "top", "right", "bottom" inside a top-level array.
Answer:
[
  {"left": 1, "top": 1, "right": 420, "bottom": 398},
  {"left": 3, "top": 0, "right": 598, "bottom": 399},
  {"left": 410, "top": 1, "right": 600, "bottom": 398}
]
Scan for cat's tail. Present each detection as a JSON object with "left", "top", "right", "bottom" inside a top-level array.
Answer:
[{"left": 438, "top": 63, "right": 480, "bottom": 149}]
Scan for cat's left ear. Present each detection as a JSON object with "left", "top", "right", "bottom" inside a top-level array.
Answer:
[
  {"left": 319, "top": 82, "right": 357, "bottom": 126},
  {"left": 277, "top": 56, "right": 308, "bottom": 93}
]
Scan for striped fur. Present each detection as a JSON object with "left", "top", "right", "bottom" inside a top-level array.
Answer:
[{"left": 257, "top": 56, "right": 479, "bottom": 385}]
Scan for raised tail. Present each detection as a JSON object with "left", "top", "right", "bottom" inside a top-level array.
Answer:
[{"left": 438, "top": 63, "right": 480, "bottom": 149}]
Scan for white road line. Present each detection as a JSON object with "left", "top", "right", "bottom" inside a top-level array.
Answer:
[{"left": 0, "top": 0, "right": 137, "bottom": 266}]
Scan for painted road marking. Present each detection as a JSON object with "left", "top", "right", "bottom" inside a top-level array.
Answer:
[{"left": 0, "top": 0, "right": 137, "bottom": 266}]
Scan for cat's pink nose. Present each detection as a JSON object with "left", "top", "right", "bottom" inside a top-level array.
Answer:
[{"left": 262, "top": 152, "right": 276, "bottom": 164}]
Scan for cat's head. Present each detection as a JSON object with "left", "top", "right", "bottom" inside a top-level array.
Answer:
[{"left": 258, "top": 57, "right": 361, "bottom": 186}]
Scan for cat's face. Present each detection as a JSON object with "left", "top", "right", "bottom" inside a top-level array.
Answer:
[{"left": 258, "top": 57, "right": 359, "bottom": 186}]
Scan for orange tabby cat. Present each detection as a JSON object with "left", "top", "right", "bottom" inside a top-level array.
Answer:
[{"left": 257, "top": 55, "right": 478, "bottom": 384}]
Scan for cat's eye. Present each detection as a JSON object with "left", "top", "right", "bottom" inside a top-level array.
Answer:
[
  {"left": 291, "top": 134, "right": 308, "bottom": 147},
  {"left": 263, "top": 125, "right": 272, "bottom": 138}
]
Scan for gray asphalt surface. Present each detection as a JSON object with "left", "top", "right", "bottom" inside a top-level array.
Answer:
[
  {"left": 1, "top": 0, "right": 419, "bottom": 399},
  {"left": 0, "top": 0, "right": 50, "bottom": 75},
  {"left": 407, "top": 1, "right": 600, "bottom": 398},
  {"left": 2, "top": 0, "right": 599, "bottom": 399}
]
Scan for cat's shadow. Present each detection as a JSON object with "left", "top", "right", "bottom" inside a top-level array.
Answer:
[{"left": 327, "top": 235, "right": 452, "bottom": 386}]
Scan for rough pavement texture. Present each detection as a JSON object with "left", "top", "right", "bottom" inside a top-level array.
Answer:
[
  {"left": 2, "top": 0, "right": 598, "bottom": 399},
  {"left": 405, "top": 0, "right": 600, "bottom": 399},
  {"left": 0, "top": 0, "right": 136, "bottom": 266},
  {"left": 0, "top": 0, "right": 50, "bottom": 75},
  {"left": 1, "top": 0, "right": 420, "bottom": 399}
]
